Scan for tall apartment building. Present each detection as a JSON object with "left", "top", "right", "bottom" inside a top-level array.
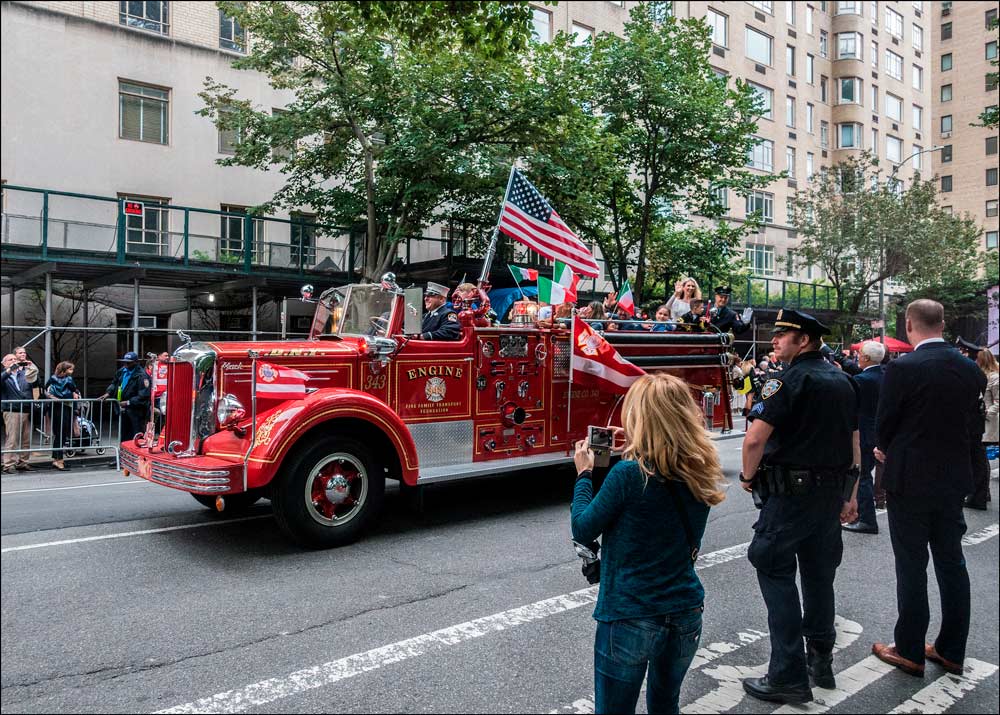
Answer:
[{"left": 932, "top": 1, "right": 999, "bottom": 253}]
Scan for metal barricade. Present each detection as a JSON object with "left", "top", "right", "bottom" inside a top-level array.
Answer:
[{"left": 0, "top": 398, "right": 120, "bottom": 471}]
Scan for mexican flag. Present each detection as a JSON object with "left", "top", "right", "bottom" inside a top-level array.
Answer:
[
  {"left": 508, "top": 264, "right": 539, "bottom": 282},
  {"left": 571, "top": 316, "right": 645, "bottom": 394},
  {"left": 616, "top": 280, "right": 635, "bottom": 317},
  {"left": 554, "top": 260, "right": 580, "bottom": 296},
  {"left": 538, "top": 276, "right": 575, "bottom": 305}
]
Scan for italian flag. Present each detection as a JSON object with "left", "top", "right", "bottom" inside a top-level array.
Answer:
[
  {"left": 508, "top": 264, "right": 539, "bottom": 282},
  {"left": 616, "top": 280, "right": 635, "bottom": 317},
  {"left": 571, "top": 316, "right": 645, "bottom": 394},
  {"left": 538, "top": 276, "right": 575, "bottom": 305},
  {"left": 554, "top": 260, "right": 580, "bottom": 296}
]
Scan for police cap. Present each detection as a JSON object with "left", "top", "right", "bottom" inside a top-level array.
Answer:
[
  {"left": 955, "top": 336, "right": 982, "bottom": 354},
  {"left": 714, "top": 285, "right": 733, "bottom": 296},
  {"left": 118, "top": 351, "right": 140, "bottom": 362},
  {"left": 772, "top": 308, "right": 830, "bottom": 337},
  {"left": 424, "top": 281, "right": 449, "bottom": 298}
]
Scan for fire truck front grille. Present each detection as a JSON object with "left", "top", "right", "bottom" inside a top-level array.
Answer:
[{"left": 121, "top": 451, "right": 232, "bottom": 494}]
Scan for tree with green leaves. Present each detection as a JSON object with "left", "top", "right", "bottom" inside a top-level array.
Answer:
[
  {"left": 976, "top": 15, "right": 998, "bottom": 129},
  {"left": 790, "top": 153, "right": 985, "bottom": 336},
  {"left": 200, "top": 1, "right": 563, "bottom": 280}
]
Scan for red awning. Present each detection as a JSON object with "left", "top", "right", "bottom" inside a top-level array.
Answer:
[{"left": 850, "top": 337, "right": 914, "bottom": 353}]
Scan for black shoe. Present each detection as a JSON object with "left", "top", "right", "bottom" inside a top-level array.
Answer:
[
  {"left": 963, "top": 497, "right": 988, "bottom": 511},
  {"left": 807, "top": 642, "right": 836, "bottom": 689},
  {"left": 842, "top": 521, "right": 879, "bottom": 534},
  {"left": 742, "top": 676, "right": 813, "bottom": 704}
]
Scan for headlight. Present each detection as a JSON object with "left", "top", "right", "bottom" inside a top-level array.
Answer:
[{"left": 217, "top": 394, "right": 246, "bottom": 428}]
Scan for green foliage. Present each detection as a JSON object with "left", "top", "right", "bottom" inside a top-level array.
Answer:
[
  {"left": 904, "top": 251, "right": 999, "bottom": 340},
  {"left": 976, "top": 16, "right": 999, "bottom": 129}
]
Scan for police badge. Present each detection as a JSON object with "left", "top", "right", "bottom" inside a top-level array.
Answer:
[{"left": 761, "top": 378, "right": 783, "bottom": 399}]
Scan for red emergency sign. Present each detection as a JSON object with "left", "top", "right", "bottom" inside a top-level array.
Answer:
[{"left": 123, "top": 201, "right": 144, "bottom": 217}]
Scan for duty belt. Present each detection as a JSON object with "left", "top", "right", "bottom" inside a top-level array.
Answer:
[{"left": 756, "top": 465, "right": 847, "bottom": 497}]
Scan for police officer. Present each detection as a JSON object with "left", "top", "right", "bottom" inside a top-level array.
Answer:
[
  {"left": 709, "top": 285, "right": 753, "bottom": 334},
  {"left": 412, "top": 282, "right": 460, "bottom": 341},
  {"left": 100, "top": 351, "right": 151, "bottom": 444},
  {"left": 739, "top": 309, "right": 861, "bottom": 704}
]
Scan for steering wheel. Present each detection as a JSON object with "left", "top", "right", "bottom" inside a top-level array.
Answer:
[
  {"left": 451, "top": 286, "right": 491, "bottom": 326},
  {"left": 369, "top": 316, "right": 390, "bottom": 333}
]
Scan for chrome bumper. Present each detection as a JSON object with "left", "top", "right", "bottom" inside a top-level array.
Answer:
[{"left": 121, "top": 449, "right": 234, "bottom": 494}]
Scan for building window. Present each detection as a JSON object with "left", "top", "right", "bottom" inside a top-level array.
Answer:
[
  {"left": 819, "top": 29, "right": 829, "bottom": 57},
  {"left": 839, "top": 77, "right": 862, "bottom": 104},
  {"left": 649, "top": 1, "right": 674, "bottom": 22},
  {"left": 942, "top": 144, "right": 953, "bottom": 162},
  {"left": 806, "top": 152, "right": 815, "bottom": 179},
  {"left": 218, "top": 106, "right": 243, "bottom": 154},
  {"left": 118, "top": 81, "right": 169, "bottom": 145},
  {"left": 988, "top": 41, "right": 999, "bottom": 61},
  {"left": 746, "top": 27, "right": 773, "bottom": 65},
  {"left": 807, "top": 102, "right": 815, "bottom": 132},
  {"left": 941, "top": 53, "right": 952, "bottom": 72},
  {"left": 220, "top": 205, "right": 264, "bottom": 262},
  {"left": 836, "top": 1, "right": 861, "bottom": 15},
  {"left": 571, "top": 23, "right": 595, "bottom": 46},
  {"left": 871, "top": 40, "right": 878, "bottom": 67},
  {"left": 987, "top": 231, "right": 999, "bottom": 250},
  {"left": 710, "top": 184, "right": 729, "bottom": 211},
  {"left": 219, "top": 9, "right": 245, "bottom": 52},
  {"left": 837, "top": 32, "right": 862, "bottom": 60},
  {"left": 871, "top": 127, "right": 879, "bottom": 156},
  {"left": 707, "top": 9, "right": 728, "bottom": 46},
  {"left": 942, "top": 205, "right": 953, "bottom": 215},
  {"left": 988, "top": 168, "right": 999, "bottom": 186},
  {"left": 786, "top": 45, "right": 796, "bottom": 76},
  {"left": 821, "top": 120, "right": 830, "bottom": 147},
  {"left": 120, "top": 194, "right": 168, "bottom": 255},
  {"left": 806, "top": 54, "right": 815, "bottom": 83},
  {"left": 941, "top": 175, "right": 952, "bottom": 192},
  {"left": 885, "top": 7, "right": 903, "bottom": 38},
  {"left": 747, "top": 138, "right": 775, "bottom": 171},
  {"left": 786, "top": 146, "right": 796, "bottom": 177},
  {"left": 871, "top": 83, "right": 878, "bottom": 111},
  {"left": 912, "top": 104, "right": 922, "bottom": 129},
  {"left": 912, "top": 24, "right": 922, "bottom": 52},
  {"left": 786, "top": 96, "right": 796, "bottom": 127},
  {"left": 869, "top": 0, "right": 876, "bottom": 23},
  {"left": 941, "top": 22, "right": 952, "bottom": 41},
  {"left": 912, "top": 145, "right": 922, "bottom": 170},
  {"left": 885, "top": 50, "right": 903, "bottom": 80},
  {"left": 119, "top": 1, "right": 169, "bottom": 34},
  {"left": 987, "top": 136, "right": 999, "bottom": 155},
  {"left": 886, "top": 135, "right": 902, "bottom": 162},
  {"left": 885, "top": 92, "right": 902, "bottom": 120},
  {"left": 988, "top": 75, "right": 1000, "bottom": 92},
  {"left": 749, "top": 82, "right": 773, "bottom": 119},
  {"left": 750, "top": 1, "right": 774, "bottom": 14},
  {"left": 911, "top": 65, "right": 922, "bottom": 90},
  {"left": 941, "top": 114, "right": 953, "bottom": 133},
  {"left": 986, "top": 199, "right": 999, "bottom": 218},
  {"left": 941, "top": 84, "right": 952, "bottom": 102},
  {"left": 988, "top": 9, "right": 999, "bottom": 29},
  {"left": 531, "top": 7, "right": 551, "bottom": 42},
  {"left": 838, "top": 122, "right": 862, "bottom": 148},
  {"left": 785, "top": 2, "right": 795, "bottom": 24},
  {"left": 806, "top": 5, "right": 814, "bottom": 33},
  {"left": 745, "top": 242, "right": 775, "bottom": 275},
  {"left": 819, "top": 75, "right": 828, "bottom": 102},
  {"left": 290, "top": 212, "right": 317, "bottom": 266}
]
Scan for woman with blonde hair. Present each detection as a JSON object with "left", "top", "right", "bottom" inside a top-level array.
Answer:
[
  {"left": 664, "top": 277, "right": 702, "bottom": 321},
  {"left": 571, "top": 373, "right": 725, "bottom": 714}
]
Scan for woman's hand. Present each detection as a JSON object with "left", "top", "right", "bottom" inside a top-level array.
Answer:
[
  {"left": 574, "top": 439, "right": 595, "bottom": 473},
  {"left": 610, "top": 427, "right": 629, "bottom": 452},
  {"left": 674, "top": 280, "right": 684, "bottom": 297}
]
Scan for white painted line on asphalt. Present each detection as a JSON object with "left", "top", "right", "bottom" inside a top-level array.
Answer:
[
  {"left": 0, "top": 515, "right": 270, "bottom": 553},
  {"left": 773, "top": 655, "right": 896, "bottom": 714},
  {"left": 962, "top": 523, "right": 999, "bottom": 546},
  {"left": 887, "top": 658, "right": 999, "bottom": 714},
  {"left": 1, "top": 480, "right": 146, "bottom": 495},
  {"left": 158, "top": 541, "right": 753, "bottom": 714}
]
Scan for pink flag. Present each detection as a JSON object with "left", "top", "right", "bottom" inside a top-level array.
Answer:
[
  {"left": 255, "top": 362, "right": 309, "bottom": 400},
  {"left": 571, "top": 317, "right": 645, "bottom": 394}
]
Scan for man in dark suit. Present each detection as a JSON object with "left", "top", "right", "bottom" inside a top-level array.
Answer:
[
  {"left": 843, "top": 340, "right": 886, "bottom": 534},
  {"left": 871, "top": 300, "right": 986, "bottom": 678}
]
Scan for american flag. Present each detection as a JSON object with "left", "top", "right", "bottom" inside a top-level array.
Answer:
[{"left": 498, "top": 170, "right": 600, "bottom": 277}]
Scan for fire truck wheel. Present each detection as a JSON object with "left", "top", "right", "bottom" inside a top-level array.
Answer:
[
  {"left": 191, "top": 492, "right": 262, "bottom": 513},
  {"left": 271, "top": 436, "right": 385, "bottom": 549}
]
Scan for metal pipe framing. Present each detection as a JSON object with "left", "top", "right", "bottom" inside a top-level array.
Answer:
[
  {"left": 82, "top": 290, "right": 89, "bottom": 396},
  {"left": 132, "top": 278, "right": 140, "bottom": 355},
  {"left": 44, "top": 273, "right": 53, "bottom": 382},
  {"left": 251, "top": 285, "right": 258, "bottom": 339}
]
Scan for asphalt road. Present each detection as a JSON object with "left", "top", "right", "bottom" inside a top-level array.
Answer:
[{"left": 2, "top": 439, "right": 998, "bottom": 714}]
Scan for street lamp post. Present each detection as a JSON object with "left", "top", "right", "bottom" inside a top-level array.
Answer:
[{"left": 878, "top": 145, "right": 945, "bottom": 343}]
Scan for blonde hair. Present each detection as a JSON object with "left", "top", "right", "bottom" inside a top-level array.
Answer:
[
  {"left": 977, "top": 349, "right": 998, "bottom": 375},
  {"left": 679, "top": 277, "right": 703, "bottom": 301},
  {"left": 621, "top": 373, "right": 726, "bottom": 506}
]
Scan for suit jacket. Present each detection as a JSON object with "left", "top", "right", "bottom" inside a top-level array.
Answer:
[
  {"left": 420, "top": 305, "right": 460, "bottom": 341},
  {"left": 853, "top": 365, "right": 884, "bottom": 446},
  {"left": 876, "top": 341, "right": 986, "bottom": 499}
]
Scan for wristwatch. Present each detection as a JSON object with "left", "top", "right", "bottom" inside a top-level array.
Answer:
[
  {"left": 738, "top": 471, "right": 754, "bottom": 484},
  {"left": 847, "top": 465, "right": 860, "bottom": 479},
  {"left": 576, "top": 469, "right": 594, "bottom": 483}
]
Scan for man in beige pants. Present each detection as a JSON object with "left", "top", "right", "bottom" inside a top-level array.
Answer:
[{"left": 1, "top": 353, "right": 36, "bottom": 473}]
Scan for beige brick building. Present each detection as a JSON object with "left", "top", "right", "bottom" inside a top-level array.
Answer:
[{"left": 931, "top": 0, "right": 999, "bottom": 253}]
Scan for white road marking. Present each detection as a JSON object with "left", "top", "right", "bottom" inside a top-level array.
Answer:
[
  {"left": 159, "top": 541, "right": 753, "bottom": 714},
  {"left": 887, "top": 658, "right": 999, "bottom": 714},
  {"left": 772, "top": 655, "right": 895, "bottom": 714},
  {"left": 0, "top": 515, "right": 270, "bottom": 553},
  {"left": 962, "top": 523, "right": 999, "bottom": 546},
  {"left": 685, "top": 616, "right": 862, "bottom": 714},
  {"left": 1, "top": 480, "right": 145, "bottom": 495}
]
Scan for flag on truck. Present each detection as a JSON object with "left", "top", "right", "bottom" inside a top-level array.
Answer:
[
  {"left": 508, "top": 264, "right": 539, "bottom": 283},
  {"left": 554, "top": 260, "right": 580, "bottom": 295},
  {"left": 616, "top": 280, "right": 635, "bottom": 317},
  {"left": 571, "top": 316, "right": 645, "bottom": 393},
  {"left": 255, "top": 362, "right": 309, "bottom": 399},
  {"left": 498, "top": 170, "right": 600, "bottom": 277},
  {"left": 538, "top": 275, "right": 577, "bottom": 305}
]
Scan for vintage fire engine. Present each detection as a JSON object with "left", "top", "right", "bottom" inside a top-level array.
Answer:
[{"left": 121, "top": 275, "right": 732, "bottom": 548}]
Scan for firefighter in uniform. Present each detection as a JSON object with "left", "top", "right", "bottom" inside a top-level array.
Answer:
[
  {"left": 413, "top": 282, "right": 460, "bottom": 341},
  {"left": 100, "top": 351, "right": 151, "bottom": 444},
  {"left": 709, "top": 285, "right": 753, "bottom": 334},
  {"left": 739, "top": 309, "right": 861, "bottom": 704}
]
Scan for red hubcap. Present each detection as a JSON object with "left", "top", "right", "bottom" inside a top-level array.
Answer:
[{"left": 311, "top": 460, "right": 359, "bottom": 520}]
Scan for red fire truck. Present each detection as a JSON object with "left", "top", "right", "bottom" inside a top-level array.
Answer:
[{"left": 121, "top": 276, "right": 732, "bottom": 548}]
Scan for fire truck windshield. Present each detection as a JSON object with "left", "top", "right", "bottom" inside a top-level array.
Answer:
[{"left": 309, "top": 285, "right": 395, "bottom": 339}]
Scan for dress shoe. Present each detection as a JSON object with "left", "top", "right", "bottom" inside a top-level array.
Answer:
[
  {"left": 742, "top": 676, "right": 812, "bottom": 704},
  {"left": 872, "top": 643, "right": 924, "bottom": 676},
  {"left": 925, "top": 644, "right": 963, "bottom": 675},
  {"left": 51, "top": 461, "right": 69, "bottom": 471},
  {"left": 875, "top": 499, "right": 886, "bottom": 509},
  {"left": 842, "top": 521, "right": 878, "bottom": 534},
  {"left": 963, "top": 497, "right": 987, "bottom": 511},
  {"left": 14, "top": 463, "right": 33, "bottom": 471},
  {"left": 807, "top": 641, "right": 836, "bottom": 689}
]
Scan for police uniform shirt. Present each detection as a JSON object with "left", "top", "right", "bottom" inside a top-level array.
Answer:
[
  {"left": 752, "top": 350, "right": 859, "bottom": 468},
  {"left": 107, "top": 365, "right": 151, "bottom": 408},
  {"left": 420, "top": 305, "right": 460, "bottom": 340}
]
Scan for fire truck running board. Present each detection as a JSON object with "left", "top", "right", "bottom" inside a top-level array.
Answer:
[{"left": 416, "top": 452, "right": 574, "bottom": 485}]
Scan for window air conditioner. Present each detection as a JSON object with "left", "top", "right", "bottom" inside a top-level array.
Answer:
[{"left": 941, "top": 131, "right": 952, "bottom": 138}]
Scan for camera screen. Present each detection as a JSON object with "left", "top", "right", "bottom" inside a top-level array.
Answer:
[{"left": 588, "top": 426, "right": 613, "bottom": 449}]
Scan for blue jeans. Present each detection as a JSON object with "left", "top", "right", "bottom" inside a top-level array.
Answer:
[{"left": 594, "top": 608, "right": 703, "bottom": 714}]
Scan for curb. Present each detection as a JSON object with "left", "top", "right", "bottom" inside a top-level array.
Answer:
[
  {"left": 711, "top": 431, "right": 746, "bottom": 442},
  {"left": 1, "top": 455, "right": 118, "bottom": 478}
]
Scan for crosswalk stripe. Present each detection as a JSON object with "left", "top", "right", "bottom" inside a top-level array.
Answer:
[
  {"left": 887, "top": 659, "right": 999, "bottom": 714},
  {"left": 774, "top": 656, "right": 896, "bottom": 713},
  {"left": 962, "top": 523, "right": 999, "bottom": 546}
]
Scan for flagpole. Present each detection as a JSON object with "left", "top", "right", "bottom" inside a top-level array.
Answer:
[
  {"left": 566, "top": 309, "right": 575, "bottom": 455},
  {"left": 507, "top": 265, "right": 527, "bottom": 300},
  {"left": 478, "top": 164, "right": 518, "bottom": 288}
]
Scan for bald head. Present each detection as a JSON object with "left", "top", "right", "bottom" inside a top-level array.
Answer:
[{"left": 905, "top": 299, "right": 945, "bottom": 341}]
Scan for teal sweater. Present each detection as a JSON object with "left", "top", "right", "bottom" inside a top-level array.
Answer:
[{"left": 571, "top": 460, "right": 710, "bottom": 622}]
